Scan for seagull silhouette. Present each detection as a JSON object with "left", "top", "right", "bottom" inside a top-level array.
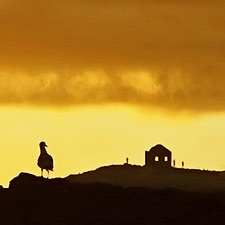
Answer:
[{"left": 38, "top": 141, "right": 53, "bottom": 178}]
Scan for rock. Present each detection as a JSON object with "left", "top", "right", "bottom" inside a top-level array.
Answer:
[
  {"left": 9, "top": 172, "right": 71, "bottom": 194},
  {"left": 9, "top": 172, "right": 43, "bottom": 190}
]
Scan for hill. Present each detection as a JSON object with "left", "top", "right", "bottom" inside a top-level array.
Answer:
[{"left": 67, "top": 164, "right": 225, "bottom": 192}]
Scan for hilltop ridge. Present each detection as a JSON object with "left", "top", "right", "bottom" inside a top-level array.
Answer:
[{"left": 67, "top": 164, "right": 225, "bottom": 192}]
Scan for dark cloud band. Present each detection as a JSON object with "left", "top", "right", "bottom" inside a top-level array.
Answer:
[{"left": 0, "top": 0, "right": 224, "bottom": 110}]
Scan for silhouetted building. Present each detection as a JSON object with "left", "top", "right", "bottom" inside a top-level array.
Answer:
[{"left": 145, "top": 144, "right": 172, "bottom": 169}]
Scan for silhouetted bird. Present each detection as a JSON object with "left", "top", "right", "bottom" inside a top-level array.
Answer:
[{"left": 38, "top": 141, "right": 53, "bottom": 178}]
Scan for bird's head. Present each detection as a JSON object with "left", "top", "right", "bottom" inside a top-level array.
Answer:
[{"left": 39, "top": 141, "right": 47, "bottom": 148}]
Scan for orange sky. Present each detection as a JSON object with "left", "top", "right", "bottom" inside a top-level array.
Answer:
[{"left": 0, "top": 0, "right": 225, "bottom": 186}]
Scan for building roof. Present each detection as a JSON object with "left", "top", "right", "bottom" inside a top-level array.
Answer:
[{"left": 149, "top": 144, "right": 171, "bottom": 154}]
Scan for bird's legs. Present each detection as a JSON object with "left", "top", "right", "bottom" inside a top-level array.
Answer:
[
  {"left": 41, "top": 169, "right": 43, "bottom": 178},
  {"left": 47, "top": 170, "right": 49, "bottom": 179}
]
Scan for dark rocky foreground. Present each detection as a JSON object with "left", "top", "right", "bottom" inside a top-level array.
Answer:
[{"left": 1, "top": 173, "right": 225, "bottom": 225}]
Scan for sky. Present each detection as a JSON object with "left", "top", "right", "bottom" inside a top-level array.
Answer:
[{"left": 0, "top": 0, "right": 225, "bottom": 187}]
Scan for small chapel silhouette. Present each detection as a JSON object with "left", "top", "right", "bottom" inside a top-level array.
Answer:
[{"left": 145, "top": 144, "right": 172, "bottom": 168}]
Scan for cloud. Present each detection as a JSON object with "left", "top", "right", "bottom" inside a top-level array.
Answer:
[{"left": 0, "top": 0, "right": 225, "bottom": 111}]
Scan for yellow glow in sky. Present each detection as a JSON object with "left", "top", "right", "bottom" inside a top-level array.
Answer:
[
  {"left": 1, "top": 105, "right": 225, "bottom": 187},
  {"left": 0, "top": 0, "right": 225, "bottom": 191}
]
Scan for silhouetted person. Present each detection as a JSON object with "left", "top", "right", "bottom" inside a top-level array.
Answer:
[
  {"left": 173, "top": 159, "right": 176, "bottom": 167},
  {"left": 38, "top": 141, "right": 53, "bottom": 178},
  {"left": 182, "top": 161, "right": 184, "bottom": 168},
  {"left": 126, "top": 157, "right": 129, "bottom": 164}
]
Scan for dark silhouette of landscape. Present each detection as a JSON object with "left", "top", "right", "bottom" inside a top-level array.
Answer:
[
  {"left": 1, "top": 172, "right": 225, "bottom": 225},
  {"left": 67, "top": 164, "right": 225, "bottom": 192},
  {"left": 68, "top": 144, "right": 225, "bottom": 192},
  {"left": 1, "top": 144, "right": 225, "bottom": 225}
]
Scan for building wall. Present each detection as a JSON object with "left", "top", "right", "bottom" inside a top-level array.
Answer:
[{"left": 145, "top": 149, "right": 172, "bottom": 168}]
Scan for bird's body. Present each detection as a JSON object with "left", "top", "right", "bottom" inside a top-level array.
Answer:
[{"left": 38, "top": 142, "right": 53, "bottom": 178}]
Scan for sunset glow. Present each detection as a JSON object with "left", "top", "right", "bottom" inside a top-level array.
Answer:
[
  {"left": 1, "top": 105, "right": 225, "bottom": 187},
  {"left": 0, "top": 0, "right": 225, "bottom": 187}
]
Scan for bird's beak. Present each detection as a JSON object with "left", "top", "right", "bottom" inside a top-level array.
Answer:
[{"left": 45, "top": 144, "right": 48, "bottom": 147}]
